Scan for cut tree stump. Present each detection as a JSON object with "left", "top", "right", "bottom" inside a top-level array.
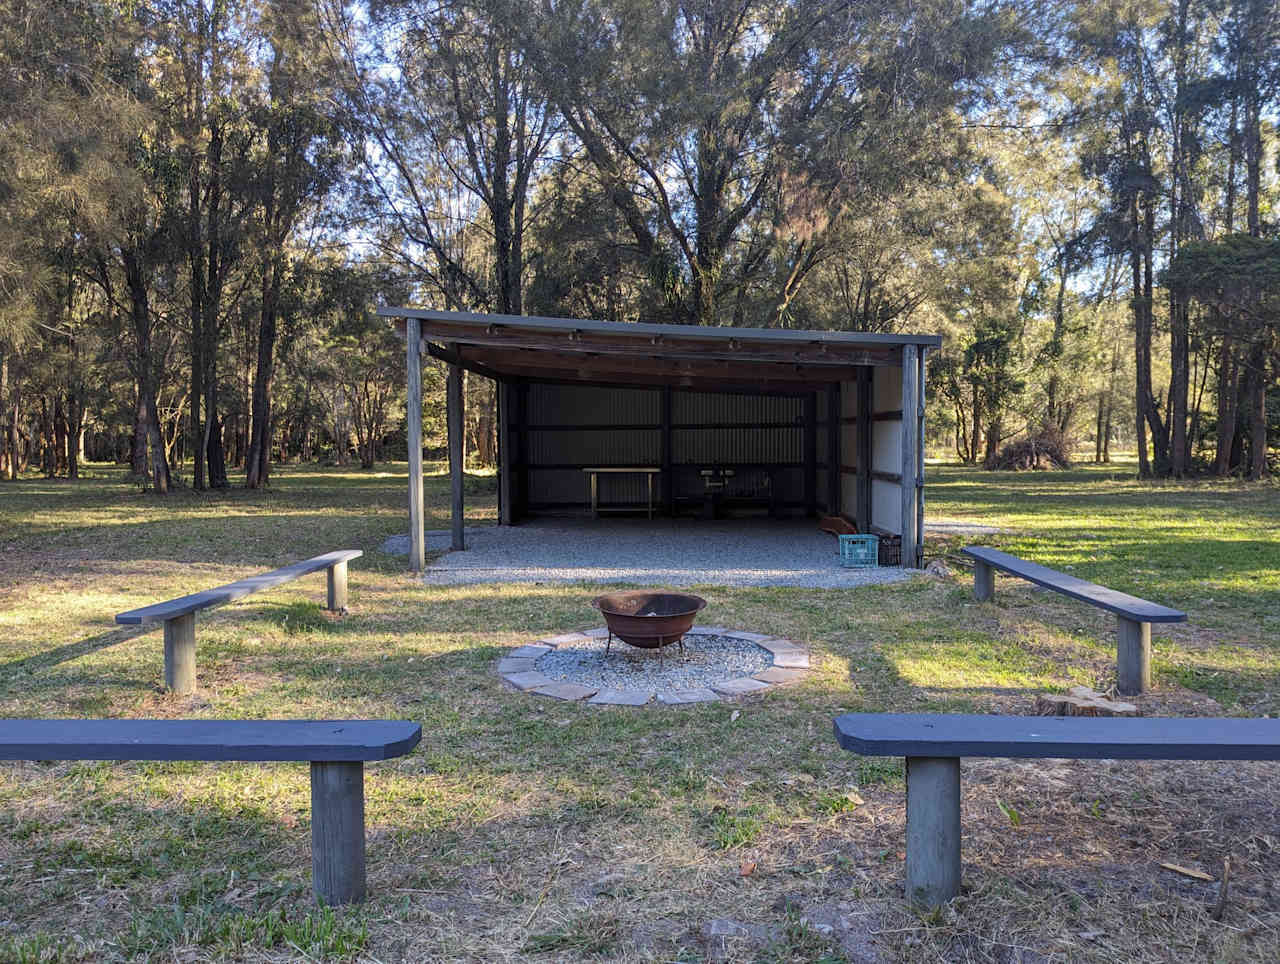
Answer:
[{"left": 1035, "top": 686, "right": 1139, "bottom": 718}]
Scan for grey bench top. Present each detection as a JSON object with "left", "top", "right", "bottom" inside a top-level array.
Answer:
[
  {"left": 0, "top": 719, "right": 420, "bottom": 762},
  {"left": 116, "top": 550, "right": 363, "bottom": 625},
  {"left": 960, "top": 546, "right": 1186, "bottom": 623},
  {"left": 834, "top": 713, "right": 1280, "bottom": 761}
]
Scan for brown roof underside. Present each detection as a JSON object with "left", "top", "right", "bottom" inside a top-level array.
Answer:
[{"left": 388, "top": 311, "right": 934, "bottom": 389}]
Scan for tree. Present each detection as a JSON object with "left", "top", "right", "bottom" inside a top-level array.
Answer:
[
  {"left": 533, "top": 0, "right": 1013, "bottom": 326},
  {"left": 245, "top": 0, "right": 346, "bottom": 488},
  {"left": 1168, "top": 234, "right": 1279, "bottom": 477}
]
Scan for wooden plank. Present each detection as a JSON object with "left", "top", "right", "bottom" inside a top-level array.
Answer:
[
  {"left": 803, "top": 392, "right": 817, "bottom": 516},
  {"left": 163, "top": 613, "right": 196, "bottom": 694},
  {"left": 914, "top": 348, "right": 927, "bottom": 569},
  {"left": 834, "top": 713, "right": 1280, "bottom": 761},
  {"left": 900, "top": 344, "right": 919, "bottom": 569},
  {"left": 906, "top": 757, "right": 961, "bottom": 908},
  {"left": 447, "top": 360, "right": 465, "bottom": 551},
  {"left": 827, "top": 383, "right": 841, "bottom": 514},
  {"left": 514, "top": 380, "right": 528, "bottom": 519},
  {"left": 458, "top": 346, "right": 863, "bottom": 387},
  {"left": 841, "top": 411, "right": 904, "bottom": 423},
  {"left": 326, "top": 559, "right": 348, "bottom": 611},
  {"left": 0, "top": 719, "right": 422, "bottom": 762},
  {"left": 497, "top": 380, "right": 513, "bottom": 525},
  {"left": 407, "top": 319, "right": 425, "bottom": 571},
  {"left": 660, "top": 386, "right": 673, "bottom": 514},
  {"left": 856, "top": 366, "right": 872, "bottom": 531},
  {"left": 311, "top": 761, "right": 366, "bottom": 905},
  {"left": 526, "top": 461, "right": 806, "bottom": 471},
  {"left": 960, "top": 547, "right": 1186, "bottom": 622},
  {"left": 116, "top": 551, "right": 363, "bottom": 625},
  {"left": 1117, "top": 616, "right": 1152, "bottom": 694}
]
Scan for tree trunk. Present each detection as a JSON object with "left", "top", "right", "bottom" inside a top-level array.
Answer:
[
  {"left": 67, "top": 392, "right": 83, "bottom": 480},
  {"left": 983, "top": 417, "right": 1002, "bottom": 468},
  {"left": 131, "top": 388, "right": 148, "bottom": 475},
  {"left": 1247, "top": 347, "right": 1268, "bottom": 480},
  {"left": 246, "top": 258, "right": 280, "bottom": 489},
  {"left": 124, "top": 249, "right": 171, "bottom": 493},
  {"left": 1169, "top": 296, "right": 1190, "bottom": 476},
  {"left": 0, "top": 347, "right": 10, "bottom": 480},
  {"left": 54, "top": 395, "right": 68, "bottom": 476}
]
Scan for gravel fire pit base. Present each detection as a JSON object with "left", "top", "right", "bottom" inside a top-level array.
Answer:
[{"left": 497, "top": 627, "right": 810, "bottom": 706}]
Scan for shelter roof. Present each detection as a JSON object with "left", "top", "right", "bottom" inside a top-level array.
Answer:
[{"left": 381, "top": 308, "right": 940, "bottom": 389}]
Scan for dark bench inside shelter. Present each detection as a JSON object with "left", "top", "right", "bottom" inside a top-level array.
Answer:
[
  {"left": 0, "top": 718, "right": 420, "bottom": 904},
  {"left": 961, "top": 546, "right": 1186, "bottom": 694},
  {"left": 116, "top": 550, "right": 362, "bottom": 694},
  {"left": 834, "top": 712, "right": 1280, "bottom": 908}
]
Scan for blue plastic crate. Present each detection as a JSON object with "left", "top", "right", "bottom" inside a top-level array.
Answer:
[{"left": 838, "top": 533, "right": 879, "bottom": 568}]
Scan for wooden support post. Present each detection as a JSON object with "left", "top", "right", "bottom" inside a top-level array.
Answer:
[
  {"left": 447, "top": 359, "right": 465, "bottom": 551},
  {"left": 827, "top": 383, "right": 841, "bottom": 515},
  {"left": 326, "top": 560, "right": 348, "bottom": 612},
  {"left": 515, "top": 382, "right": 529, "bottom": 519},
  {"left": 1116, "top": 617, "right": 1152, "bottom": 695},
  {"left": 804, "top": 391, "right": 817, "bottom": 516},
  {"left": 163, "top": 613, "right": 196, "bottom": 694},
  {"left": 973, "top": 561, "right": 994, "bottom": 602},
  {"left": 310, "top": 761, "right": 366, "bottom": 905},
  {"left": 497, "top": 380, "right": 513, "bottom": 526},
  {"left": 900, "top": 344, "right": 919, "bottom": 568},
  {"left": 915, "top": 348, "right": 927, "bottom": 568},
  {"left": 857, "top": 367, "right": 872, "bottom": 530},
  {"left": 660, "top": 386, "right": 673, "bottom": 515},
  {"left": 405, "top": 317, "right": 425, "bottom": 572},
  {"left": 906, "top": 756, "right": 962, "bottom": 908}
]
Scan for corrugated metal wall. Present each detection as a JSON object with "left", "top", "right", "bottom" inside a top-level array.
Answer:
[{"left": 520, "top": 383, "right": 835, "bottom": 515}]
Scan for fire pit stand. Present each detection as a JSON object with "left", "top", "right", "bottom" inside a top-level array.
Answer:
[{"left": 591, "top": 590, "right": 707, "bottom": 666}]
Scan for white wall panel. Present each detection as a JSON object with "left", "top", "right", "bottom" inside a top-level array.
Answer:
[{"left": 872, "top": 478, "right": 901, "bottom": 534}]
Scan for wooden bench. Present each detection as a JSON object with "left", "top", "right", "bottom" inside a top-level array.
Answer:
[
  {"left": 961, "top": 546, "right": 1186, "bottom": 694},
  {"left": 116, "top": 550, "right": 362, "bottom": 694},
  {"left": 0, "top": 718, "right": 419, "bottom": 904},
  {"left": 834, "top": 712, "right": 1280, "bottom": 908}
]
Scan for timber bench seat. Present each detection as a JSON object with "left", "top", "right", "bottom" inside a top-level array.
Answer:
[
  {"left": 0, "top": 718, "right": 420, "bottom": 905},
  {"left": 116, "top": 550, "right": 362, "bottom": 694},
  {"left": 961, "top": 546, "right": 1186, "bottom": 694},
  {"left": 834, "top": 712, "right": 1280, "bottom": 909}
]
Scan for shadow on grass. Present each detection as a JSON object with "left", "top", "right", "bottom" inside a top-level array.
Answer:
[{"left": 0, "top": 624, "right": 151, "bottom": 678}]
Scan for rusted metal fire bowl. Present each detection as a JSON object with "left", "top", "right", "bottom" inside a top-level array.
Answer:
[{"left": 591, "top": 590, "right": 708, "bottom": 649}]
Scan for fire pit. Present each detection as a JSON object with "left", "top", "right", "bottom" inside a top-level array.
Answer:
[{"left": 591, "top": 590, "right": 707, "bottom": 660}]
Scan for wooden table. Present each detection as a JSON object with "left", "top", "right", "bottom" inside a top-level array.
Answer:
[{"left": 582, "top": 467, "right": 661, "bottom": 519}]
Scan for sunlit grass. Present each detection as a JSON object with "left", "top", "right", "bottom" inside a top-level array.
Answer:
[{"left": 0, "top": 460, "right": 1275, "bottom": 960}]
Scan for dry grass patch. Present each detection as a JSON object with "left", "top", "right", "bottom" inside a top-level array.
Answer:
[{"left": 0, "top": 462, "right": 1277, "bottom": 961}]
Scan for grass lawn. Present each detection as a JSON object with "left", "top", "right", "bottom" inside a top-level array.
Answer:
[{"left": 0, "top": 460, "right": 1276, "bottom": 962}]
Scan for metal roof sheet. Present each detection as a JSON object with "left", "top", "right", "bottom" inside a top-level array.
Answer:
[{"left": 379, "top": 307, "right": 942, "bottom": 349}]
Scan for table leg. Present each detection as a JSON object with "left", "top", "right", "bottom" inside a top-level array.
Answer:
[
  {"left": 647, "top": 472, "right": 654, "bottom": 520},
  {"left": 590, "top": 472, "right": 598, "bottom": 519}
]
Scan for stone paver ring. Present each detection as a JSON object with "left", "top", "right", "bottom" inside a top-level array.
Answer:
[{"left": 497, "top": 627, "right": 810, "bottom": 706}]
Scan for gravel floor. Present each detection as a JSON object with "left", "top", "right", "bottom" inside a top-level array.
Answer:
[
  {"left": 419, "top": 518, "right": 912, "bottom": 588},
  {"left": 536, "top": 632, "right": 771, "bottom": 694}
]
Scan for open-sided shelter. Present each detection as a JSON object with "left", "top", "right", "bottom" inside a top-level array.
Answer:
[{"left": 381, "top": 308, "right": 940, "bottom": 572}]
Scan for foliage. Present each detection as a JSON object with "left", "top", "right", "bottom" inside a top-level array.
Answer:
[
  {"left": 0, "top": 0, "right": 1277, "bottom": 486},
  {"left": 988, "top": 425, "right": 1074, "bottom": 470}
]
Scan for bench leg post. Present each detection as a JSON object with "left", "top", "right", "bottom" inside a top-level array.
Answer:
[
  {"left": 163, "top": 613, "right": 196, "bottom": 695},
  {"left": 906, "top": 756, "right": 961, "bottom": 909},
  {"left": 973, "top": 561, "right": 994, "bottom": 602},
  {"left": 326, "top": 561, "right": 348, "bottom": 612},
  {"left": 311, "top": 761, "right": 366, "bottom": 905},
  {"left": 1116, "top": 617, "right": 1151, "bottom": 695}
]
